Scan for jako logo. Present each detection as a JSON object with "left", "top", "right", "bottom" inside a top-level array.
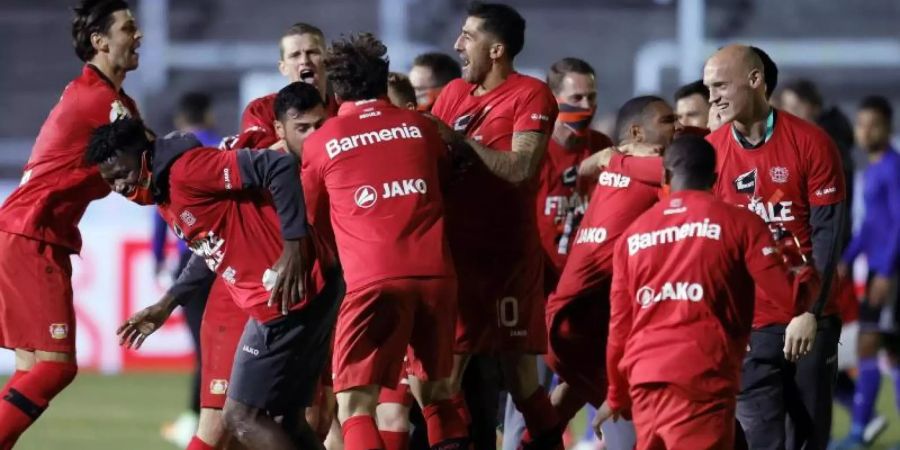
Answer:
[
  {"left": 574, "top": 227, "right": 607, "bottom": 245},
  {"left": 598, "top": 171, "right": 630, "bottom": 188},
  {"left": 636, "top": 282, "right": 704, "bottom": 308},
  {"left": 242, "top": 345, "right": 259, "bottom": 356},
  {"left": 627, "top": 219, "right": 722, "bottom": 255},
  {"left": 355, "top": 185, "right": 378, "bottom": 208},
  {"left": 326, "top": 124, "right": 423, "bottom": 159},
  {"left": 382, "top": 179, "right": 427, "bottom": 198}
]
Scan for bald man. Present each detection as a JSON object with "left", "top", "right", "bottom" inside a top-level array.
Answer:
[{"left": 704, "top": 45, "right": 846, "bottom": 450}]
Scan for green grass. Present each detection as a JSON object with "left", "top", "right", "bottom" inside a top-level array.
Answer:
[{"left": 1, "top": 373, "right": 899, "bottom": 449}]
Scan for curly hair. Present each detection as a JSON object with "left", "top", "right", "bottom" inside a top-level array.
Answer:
[
  {"left": 325, "top": 33, "right": 389, "bottom": 101},
  {"left": 72, "top": 0, "right": 129, "bottom": 62},
  {"left": 85, "top": 117, "right": 149, "bottom": 165}
]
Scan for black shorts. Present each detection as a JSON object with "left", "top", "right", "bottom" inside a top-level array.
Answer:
[
  {"left": 859, "top": 272, "right": 899, "bottom": 334},
  {"left": 228, "top": 270, "right": 344, "bottom": 415}
]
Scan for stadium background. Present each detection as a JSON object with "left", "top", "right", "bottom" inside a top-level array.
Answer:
[{"left": 1, "top": 0, "right": 899, "bottom": 448}]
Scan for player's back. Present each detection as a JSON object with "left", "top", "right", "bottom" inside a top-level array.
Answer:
[
  {"left": 615, "top": 190, "right": 762, "bottom": 398},
  {"left": 302, "top": 99, "right": 453, "bottom": 290},
  {"left": 0, "top": 65, "right": 139, "bottom": 253}
]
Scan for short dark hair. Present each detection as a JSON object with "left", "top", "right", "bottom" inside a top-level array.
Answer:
[
  {"left": 750, "top": 46, "right": 778, "bottom": 99},
  {"left": 325, "top": 33, "right": 390, "bottom": 101},
  {"left": 466, "top": 1, "right": 526, "bottom": 60},
  {"left": 546, "top": 57, "right": 595, "bottom": 94},
  {"left": 782, "top": 79, "right": 823, "bottom": 108},
  {"left": 280, "top": 22, "right": 325, "bottom": 58},
  {"left": 86, "top": 117, "right": 149, "bottom": 165},
  {"left": 388, "top": 73, "right": 417, "bottom": 107},
  {"left": 859, "top": 95, "right": 894, "bottom": 124},
  {"left": 72, "top": 0, "right": 130, "bottom": 63},
  {"left": 664, "top": 134, "right": 717, "bottom": 184},
  {"left": 274, "top": 82, "right": 325, "bottom": 121},
  {"left": 412, "top": 52, "right": 462, "bottom": 87},
  {"left": 674, "top": 80, "right": 709, "bottom": 103},
  {"left": 615, "top": 95, "right": 667, "bottom": 144},
  {"left": 176, "top": 92, "right": 212, "bottom": 126}
]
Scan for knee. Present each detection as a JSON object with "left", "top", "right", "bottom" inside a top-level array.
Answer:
[{"left": 375, "top": 403, "right": 410, "bottom": 431}]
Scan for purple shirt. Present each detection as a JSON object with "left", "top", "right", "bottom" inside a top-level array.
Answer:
[{"left": 843, "top": 148, "right": 900, "bottom": 276}]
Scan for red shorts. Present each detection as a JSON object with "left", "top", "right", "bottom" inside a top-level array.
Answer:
[
  {"left": 332, "top": 277, "right": 456, "bottom": 392},
  {"left": 378, "top": 358, "right": 413, "bottom": 405},
  {"left": 453, "top": 246, "right": 546, "bottom": 354},
  {"left": 200, "top": 279, "right": 248, "bottom": 409},
  {"left": 0, "top": 232, "right": 75, "bottom": 353},
  {"left": 631, "top": 384, "right": 735, "bottom": 450},
  {"left": 543, "top": 281, "right": 610, "bottom": 408}
]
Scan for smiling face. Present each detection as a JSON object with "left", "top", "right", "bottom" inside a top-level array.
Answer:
[
  {"left": 703, "top": 47, "right": 765, "bottom": 125},
  {"left": 98, "top": 149, "right": 144, "bottom": 197},
  {"left": 279, "top": 33, "right": 327, "bottom": 93},
  {"left": 94, "top": 9, "right": 142, "bottom": 71},
  {"left": 453, "top": 16, "right": 496, "bottom": 84}
]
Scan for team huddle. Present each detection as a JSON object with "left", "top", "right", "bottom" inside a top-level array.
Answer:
[{"left": 0, "top": 1, "right": 862, "bottom": 450}]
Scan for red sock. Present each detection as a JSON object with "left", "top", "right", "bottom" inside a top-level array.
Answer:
[
  {"left": 0, "top": 361, "right": 77, "bottom": 448},
  {"left": 0, "top": 371, "right": 28, "bottom": 400},
  {"left": 187, "top": 436, "right": 215, "bottom": 450},
  {"left": 342, "top": 415, "right": 384, "bottom": 450},
  {"left": 516, "top": 388, "right": 561, "bottom": 444},
  {"left": 448, "top": 392, "right": 470, "bottom": 426},
  {"left": 379, "top": 430, "right": 409, "bottom": 450},
  {"left": 423, "top": 399, "right": 468, "bottom": 448}
]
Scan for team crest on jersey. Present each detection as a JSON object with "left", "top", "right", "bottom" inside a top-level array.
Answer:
[
  {"left": 769, "top": 166, "right": 789, "bottom": 184},
  {"left": 561, "top": 166, "right": 578, "bottom": 187},
  {"left": 733, "top": 168, "right": 757, "bottom": 194},
  {"left": 109, "top": 100, "right": 132, "bottom": 122},
  {"left": 49, "top": 323, "right": 68, "bottom": 340},
  {"left": 209, "top": 379, "right": 228, "bottom": 395},
  {"left": 180, "top": 210, "right": 196, "bottom": 227},
  {"left": 452, "top": 114, "right": 474, "bottom": 132},
  {"left": 354, "top": 185, "right": 377, "bottom": 208}
]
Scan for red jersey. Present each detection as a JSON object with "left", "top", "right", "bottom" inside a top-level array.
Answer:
[
  {"left": 0, "top": 65, "right": 140, "bottom": 253},
  {"left": 431, "top": 73, "right": 558, "bottom": 259},
  {"left": 537, "top": 130, "right": 613, "bottom": 274},
  {"left": 301, "top": 99, "right": 453, "bottom": 291},
  {"left": 160, "top": 147, "right": 298, "bottom": 323},
  {"left": 241, "top": 91, "right": 339, "bottom": 136},
  {"left": 708, "top": 110, "right": 845, "bottom": 317},
  {"left": 607, "top": 191, "right": 795, "bottom": 410},
  {"left": 553, "top": 154, "right": 660, "bottom": 300}
]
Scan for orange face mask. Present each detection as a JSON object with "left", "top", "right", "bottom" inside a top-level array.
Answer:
[
  {"left": 126, "top": 151, "right": 154, "bottom": 205},
  {"left": 557, "top": 99, "right": 596, "bottom": 136},
  {"left": 417, "top": 88, "right": 442, "bottom": 112}
]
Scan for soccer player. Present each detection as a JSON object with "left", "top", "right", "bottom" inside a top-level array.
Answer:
[
  {"left": 597, "top": 135, "right": 810, "bottom": 449},
  {"left": 0, "top": 1, "right": 142, "bottom": 445},
  {"left": 704, "top": 44, "right": 846, "bottom": 450},
  {"left": 673, "top": 80, "right": 710, "bottom": 129},
  {"left": 241, "top": 22, "right": 337, "bottom": 138},
  {"left": 301, "top": 33, "right": 468, "bottom": 450},
  {"left": 409, "top": 52, "right": 462, "bottom": 112},
  {"left": 544, "top": 96, "right": 677, "bottom": 450},
  {"left": 428, "top": 2, "right": 561, "bottom": 448},
  {"left": 90, "top": 98, "right": 338, "bottom": 450},
  {"left": 832, "top": 96, "right": 900, "bottom": 450}
]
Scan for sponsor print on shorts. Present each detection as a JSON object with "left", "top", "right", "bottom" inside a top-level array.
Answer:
[
  {"left": 209, "top": 379, "right": 229, "bottom": 395},
  {"left": 497, "top": 297, "right": 527, "bottom": 337},
  {"left": 49, "top": 323, "right": 68, "bottom": 340}
]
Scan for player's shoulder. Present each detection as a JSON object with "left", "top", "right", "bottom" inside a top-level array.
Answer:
[
  {"left": 247, "top": 93, "right": 277, "bottom": 108},
  {"left": 509, "top": 72, "right": 550, "bottom": 91},
  {"left": 776, "top": 110, "right": 834, "bottom": 151},
  {"left": 441, "top": 78, "right": 470, "bottom": 96},
  {"left": 588, "top": 130, "right": 614, "bottom": 152},
  {"left": 705, "top": 125, "right": 731, "bottom": 146}
]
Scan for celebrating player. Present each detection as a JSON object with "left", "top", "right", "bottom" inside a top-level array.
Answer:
[
  {"left": 674, "top": 80, "right": 711, "bottom": 129},
  {"left": 409, "top": 52, "right": 462, "bottom": 112},
  {"left": 598, "top": 135, "right": 809, "bottom": 449},
  {"left": 88, "top": 100, "right": 338, "bottom": 450},
  {"left": 302, "top": 33, "right": 468, "bottom": 450},
  {"left": 543, "top": 96, "right": 677, "bottom": 450},
  {"left": 428, "top": 2, "right": 561, "bottom": 448},
  {"left": 704, "top": 44, "right": 846, "bottom": 450},
  {"left": 0, "top": 1, "right": 143, "bottom": 445}
]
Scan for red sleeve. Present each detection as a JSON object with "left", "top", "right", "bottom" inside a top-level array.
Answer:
[
  {"left": 170, "top": 149, "right": 244, "bottom": 198},
  {"left": 300, "top": 139, "right": 329, "bottom": 234},
  {"left": 606, "top": 235, "right": 633, "bottom": 411},
  {"left": 742, "top": 212, "right": 796, "bottom": 321},
  {"left": 429, "top": 80, "right": 458, "bottom": 124},
  {"left": 513, "top": 83, "right": 558, "bottom": 134},
  {"left": 804, "top": 129, "right": 846, "bottom": 206},
  {"left": 608, "top": 154, "right": 664, "bottom": 187},
  {"left": 240, "top": 100, "right": 274, "bottom": 135}
]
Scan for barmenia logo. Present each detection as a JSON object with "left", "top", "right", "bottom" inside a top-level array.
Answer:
[{"left": 326, "top": 123, "right": 423, "bottom": 159}]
